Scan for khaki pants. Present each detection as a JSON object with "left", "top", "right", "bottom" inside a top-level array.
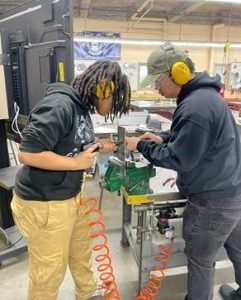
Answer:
[{"left": 11, "top": 194, "right": 96, "bottom": 300}]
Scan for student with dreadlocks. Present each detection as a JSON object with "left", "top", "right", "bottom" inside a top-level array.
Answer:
[{"left": 11, "top": 61, "right": 131, "bottom": 300}]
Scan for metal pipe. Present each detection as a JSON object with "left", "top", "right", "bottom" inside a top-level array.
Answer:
[
  {"left": 98, "top": 185, "right": 105, "bottom": 210},
  {"left": 208, "top": 23, "right": 224, "bottom": 74},
  {"left": 121, "top": 197, "right": 132, "bottom": 246},
  {"left": 128, "top": 0, "right": 167, "bottom": 36},
  {"left": 137, "top": 211, "right": 144, "bottom": 293},
  {"left": 134, "top": 200, "right": 187, "bottom": 213},
  {"left": 129, "top": 0, "right": 153, "bottom": 29},
  {"left": 148, "top": 201, "right": 187, "bottom": 210},
  {"left": 136, "top": 211, "right": 143, "bottom": 244}
]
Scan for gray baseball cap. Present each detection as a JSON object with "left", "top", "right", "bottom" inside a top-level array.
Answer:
[{"left": 140, "top": 43, "right": 189, "bottom": 88}]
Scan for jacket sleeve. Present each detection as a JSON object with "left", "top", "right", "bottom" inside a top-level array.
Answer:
[
  {"left": 160, "top": 130, "right": 171, "bottom": 143},
  {"left": 137, "top": 119, "right": 212, "bottom": 172},
  {"left": 20, "top": 105, "right": 73, "bottom": 153}
]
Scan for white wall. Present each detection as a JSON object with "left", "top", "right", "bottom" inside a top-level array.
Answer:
[
  {"left": 73, "top": 18, "right": 241, "bottom": 91},
  {"left": 74, "top": 18, "right": 241, "bottom": 71}
]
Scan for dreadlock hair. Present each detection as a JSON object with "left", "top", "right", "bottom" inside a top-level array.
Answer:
[{"left": 71, "top": 61, "right": 131, "bottom": 121}]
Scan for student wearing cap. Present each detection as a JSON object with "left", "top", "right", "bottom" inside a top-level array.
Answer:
[
  {"left": 11, "top": 61, "right": 131, "bottom": 300},
  {"left": 126, "top": 42, "right": 241, "bottom": 300}
]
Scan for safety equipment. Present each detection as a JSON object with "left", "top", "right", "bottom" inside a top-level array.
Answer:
[
  {"left": 141, "top": 42, "right": 191, "bottom": 88},
  {"left": 161, "top": 43, "right": 191, "bottom": 85},
  {"left": 95, "top": 79, "right": 115, "bottom": 99}
]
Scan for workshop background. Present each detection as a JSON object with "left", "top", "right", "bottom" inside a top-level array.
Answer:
[{"left": 1, "top": 0, "right": 241, "bottom": 299}]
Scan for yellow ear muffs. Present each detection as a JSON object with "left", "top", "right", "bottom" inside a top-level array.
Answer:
[
  {"left": 171, "top": 61, "right": 191, "bottom": 85},
  {"left": 96, "top": 79, "right": 115, "bottom": 99}
]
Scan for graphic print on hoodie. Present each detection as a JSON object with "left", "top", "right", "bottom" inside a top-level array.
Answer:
[{"left": 67, "top": 114, "right": 95, "bottom": 157}]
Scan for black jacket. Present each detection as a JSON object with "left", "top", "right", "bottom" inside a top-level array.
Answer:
[
  {"left": 14, "top": 83, "right": 95, "bottom": 201},
  {"left": 137, "top": 72, "right": 241, "bottom": 199}
]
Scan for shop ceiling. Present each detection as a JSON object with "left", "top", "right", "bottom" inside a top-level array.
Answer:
[{"left": 1, "top": 0, "right": 241, "bottom": 26}]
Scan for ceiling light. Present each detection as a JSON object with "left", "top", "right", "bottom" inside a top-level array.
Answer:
[{"left": 74, "top": 36, "right": 241, "bottom": 48}]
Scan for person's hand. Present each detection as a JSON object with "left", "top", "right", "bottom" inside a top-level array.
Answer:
[
  {"left": 74, "top": 144, "right": 100, "bottom": 170},
  {"left": 126, "top": 137, "right": 141, "bottom": 152},
  {"left": 139, "top": 132, "right": 163, "bottom": 143},
  {"left": 99, "top": 139, "right": 117, "bottom": 153}
]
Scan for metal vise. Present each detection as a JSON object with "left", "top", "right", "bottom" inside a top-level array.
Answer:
[{"left": 102, "top": 126, "right": 156, "bottom": 195}]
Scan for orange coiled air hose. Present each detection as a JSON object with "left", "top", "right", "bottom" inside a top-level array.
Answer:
[
  {"left": 81, "top": 195, "right": 174, "bottom": 300},
  {"left": 81, "top": 196, "right": 121, "bottom": 300},
  {"left": 136, "top": 239, "right": 174, "bottom": 300}
]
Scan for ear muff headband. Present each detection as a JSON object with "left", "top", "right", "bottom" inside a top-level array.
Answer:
[
  {"left": 161, "top": 43, "right": 191, "bottom": 85},
  {"left": 96, "top": 79, "right": 115, "bottom": 99}
]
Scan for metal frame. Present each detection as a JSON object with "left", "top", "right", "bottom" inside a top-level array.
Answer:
[
  {"left": 120, "top": 191, "right": 228, "bottom": 294},
  {"left": 0, "top": 225, "right": 27, "bottom": 266}
]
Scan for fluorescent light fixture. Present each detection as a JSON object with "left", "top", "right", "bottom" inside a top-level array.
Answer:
[
  {"left": 75, "top": 36, "right": 162, "bottom": 45},
  {"left": 74, "top": 36, "right": 241, "bottom": 48},
  {"left": 206, "top": 0, "right": 241, "bottom": 3},
  {"left": 0, "top": 5, "right": 41, "bottom": 23}
]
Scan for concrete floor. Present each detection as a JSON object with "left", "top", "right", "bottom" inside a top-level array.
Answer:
[{"left": 0, "top": 166, "right": 238, "bottom": 300}]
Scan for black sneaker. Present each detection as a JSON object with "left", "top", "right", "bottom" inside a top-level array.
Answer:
[{"left": 219, "top": 284, "right": 241, "bottom": 300}]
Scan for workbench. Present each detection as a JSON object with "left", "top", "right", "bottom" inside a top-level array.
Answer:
[
  {"left": 130, "top": 100, "right": 176, "bottom": 112},
  {"left": 96, "top": 117, "right": 230, "bottom": 294},
  {"left": 92, "top": 111, "right": 171, "bottom": 139},
  {"left": 130, "top": 100, "right": 176, "bottom": 121}
]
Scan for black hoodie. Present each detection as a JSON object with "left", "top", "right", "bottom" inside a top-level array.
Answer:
[
  {"left": 137, "top": 72, "right": 241, "bottom": 200},
  {"left": 14, "top": 83, "right": 95, "bottom": 201}
]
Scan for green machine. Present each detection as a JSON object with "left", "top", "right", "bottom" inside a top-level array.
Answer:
[
  {"left": 102, "top": 126, "right": 156, "bottom": 197},
  {"left": 104, "top": 161, "right": 155, "bottom": 195}
]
